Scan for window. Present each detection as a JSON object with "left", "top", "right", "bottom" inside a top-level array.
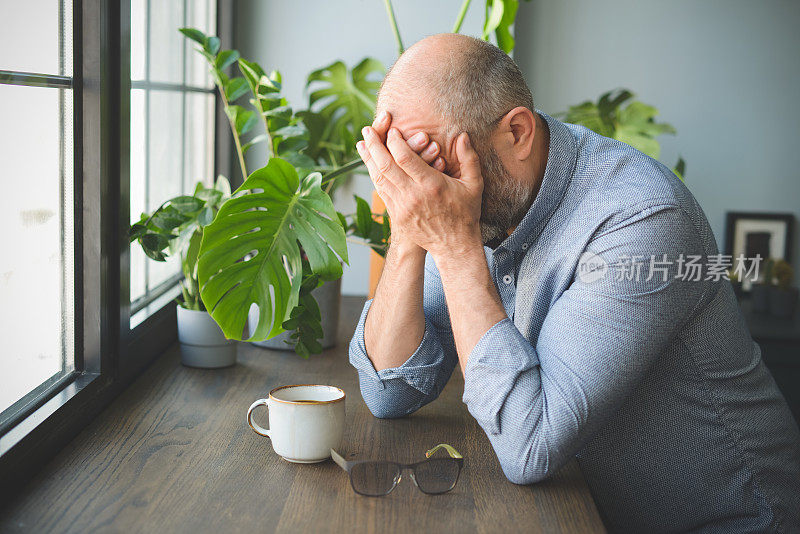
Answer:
[
  {"left": 0, "top": 0, "right": 229, "bottom": 488},
  {"left": 0, "top": 1, "right": 76, "bottom": 428},
  {"left": 129, "top": 0, "right": 217, "bottom": 326}
]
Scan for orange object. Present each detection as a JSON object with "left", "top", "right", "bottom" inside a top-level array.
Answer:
[{"left": 367, "top": 190, "right": 386, "bottom": 298}]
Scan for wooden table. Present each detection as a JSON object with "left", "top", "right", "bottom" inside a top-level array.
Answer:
[{"left": 0, "top": 297, "right": 604, "bottom": 533}]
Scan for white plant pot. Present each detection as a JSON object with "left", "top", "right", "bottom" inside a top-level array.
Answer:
[
  {"left": 176, "top": 306, "right": 237, "bottom": 368},
  {"left": 248, "top": 278, "right": 341, "bottom": 350}
]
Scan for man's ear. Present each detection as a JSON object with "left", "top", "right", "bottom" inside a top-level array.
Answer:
[{"left": 499, "top": 106, "right": 536, "bottom": 161}]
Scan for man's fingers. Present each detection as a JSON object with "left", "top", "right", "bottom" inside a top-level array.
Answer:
[
  {"left": 385, "top": 128, "right": 435, "bottom": 183},
  {"left": 362, "top": 126, "right": 411, "bottom": 187},
  {"left": 406, "top": 131, "right": 427, "bottom": 151},
  {"left": 418, "top": 140, "right": 440, "bottom": 165},
  {"left": 433, "top": 156, "right": 446, "bottom": 172},
  {"left": 455, "top": 132, "right": 482, "bottom": 186},
  {"left": 356, "top": 140, "right": 398, "bottom": 200},
  {"left": 371, "top": 111, "right": 391, "bottom": 142},
  {"left": 406, "top": 131, "right": 443, "bottom": 167}
]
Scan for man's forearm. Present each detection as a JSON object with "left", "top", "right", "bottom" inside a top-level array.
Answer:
[
  {"left": 433, "top": 243, "right": 508, "bottom": 373},
  {"left": 364, "top": 240, "right": 427, "bottom": 370}
]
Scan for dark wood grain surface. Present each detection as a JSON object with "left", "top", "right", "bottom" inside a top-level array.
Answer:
[{"left": 0, "top": 297, "right": 604, "bottom": 533}]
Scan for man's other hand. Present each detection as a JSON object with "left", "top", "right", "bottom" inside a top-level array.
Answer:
[{"left": 356, "top": 123, "right": 484, "bottom": 258}]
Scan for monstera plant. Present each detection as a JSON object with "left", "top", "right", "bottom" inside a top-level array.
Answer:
[
  {"left": 558, "top": 89, "right": 686, "bottom": 180},
  {"left": 176, "top": 29, "right": 376, "bottom": 357}
]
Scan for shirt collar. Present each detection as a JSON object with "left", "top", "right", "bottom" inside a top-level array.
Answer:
[{"left": 492, "top": 111, "right": 577, "bottom": 254}]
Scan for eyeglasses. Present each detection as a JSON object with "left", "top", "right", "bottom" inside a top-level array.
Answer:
[{"left": 330, "top": 444, "right": 464, "bottom": 496}]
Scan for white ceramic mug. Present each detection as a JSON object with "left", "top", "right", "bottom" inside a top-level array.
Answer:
[{"left": 246, "top": 384, "right": 346, "bottom": 463}]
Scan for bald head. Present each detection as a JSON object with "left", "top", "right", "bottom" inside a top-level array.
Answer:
[{"left": 378, "top": 33, "right": 534, "bottom": 146}]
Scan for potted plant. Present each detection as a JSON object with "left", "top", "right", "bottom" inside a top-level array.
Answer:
[
  {"left": 177, "top": 29, "right": 391, "bottom": 358},
  {"left": 769, "top": 259, "right": 798, "bottom": 317},
  {"left": 130, "top": 177, "right": 236, "bottom": 368},
  {"left": 751, "top": 258, "right": 775, "bottom": 313}
]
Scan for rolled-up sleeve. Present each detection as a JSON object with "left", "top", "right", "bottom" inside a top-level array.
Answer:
[
  {"left": 462, "top": 206, "right": 712, "bottom": 485},
  {"left": 349, "top": 256, "right": 459, "bottom": 418}
]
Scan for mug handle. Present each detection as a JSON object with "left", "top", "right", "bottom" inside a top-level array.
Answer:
[{"left": 247, "top": 399, "right": 270, "bottom": 437}]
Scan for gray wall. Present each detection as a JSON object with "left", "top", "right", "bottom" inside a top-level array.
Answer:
[
  {"left": 234, "top": 0, "right": 485, "bottom": 295},
  {"left": 236, "top": 0, "right": 800, "bottom": 293},
  {"left": 514, "top": 0, "right": 800, "bottom": 272}
]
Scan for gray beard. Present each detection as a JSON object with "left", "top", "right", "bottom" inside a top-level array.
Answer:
[{"left": 477, "top": 147, "right": 533, "bottom": 246}]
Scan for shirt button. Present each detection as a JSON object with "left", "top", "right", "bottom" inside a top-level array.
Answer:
[
  {"left": 502, "top": 274, "right": 513, "bottom": 285},
  {"left": 521, "top": 243, "right": 529, "bottom": 250}
]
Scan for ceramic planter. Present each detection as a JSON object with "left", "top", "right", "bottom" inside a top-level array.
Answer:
[
  {"left": 768, "top": 287, "right": 798, "bottom": 318},
  {"left": 248, "top": 277, "right": 342, "bottom": 350},
  {"left": 176, "top": 305, "right": 237, "bottom": 368}
]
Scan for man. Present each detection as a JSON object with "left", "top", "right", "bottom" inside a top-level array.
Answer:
[{"left": 349, "top": 33, "right": 800, "bottom": 533}]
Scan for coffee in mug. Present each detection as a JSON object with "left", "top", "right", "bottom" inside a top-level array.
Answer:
[{"left": 246, "top": 384, "right": 345, "bottom": 463}]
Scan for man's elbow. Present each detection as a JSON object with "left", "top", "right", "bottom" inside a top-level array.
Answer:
[
  {"left": 502, "top": 461, "right": 551, "bottom": 485},
  {"left": 358, "top": 378, "right": 414, "bottom": 419},
  {"left": 365, "top": 400, "right": 408, "bottom": 419},
  {"left": 497, "top": 446, "right": 552, "bottom": 485}
]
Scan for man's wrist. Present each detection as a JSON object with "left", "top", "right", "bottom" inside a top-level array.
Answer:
[
  {"left": 429, "top": 234, "right": 485, "bottom": 272},
  {"left": 388, "top": 237, "right": 426, "bottom": 262}
]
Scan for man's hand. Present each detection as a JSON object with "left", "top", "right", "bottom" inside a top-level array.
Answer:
[
  {"left": 356, "top": 122, "right": 484, "bottom": 258},
  {"left": 368, "top": 111, "right": 446, "bottom": 173}
]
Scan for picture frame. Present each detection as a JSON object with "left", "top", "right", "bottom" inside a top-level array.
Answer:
[{"left": 725, "top": 212, "right": 795, "bottom": 290}]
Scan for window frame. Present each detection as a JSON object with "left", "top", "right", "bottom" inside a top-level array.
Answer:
[{"left": 0, "top": 0, "right": 233, "bottom": 493}]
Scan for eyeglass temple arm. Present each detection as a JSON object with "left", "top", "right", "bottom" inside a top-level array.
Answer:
[
  {"left": 425, "top": 443, "right": 463, "bottom": 459},
  {"left": 330, "top": 448, "right": 351, "bottom": 471}
]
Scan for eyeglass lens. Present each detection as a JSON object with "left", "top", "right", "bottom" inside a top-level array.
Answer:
[
  {"left": 413, "top": 458, "right": 461, "bottom": 494},
  {"left": 350, "top": 461, "right": 401, "bottom": 496}
]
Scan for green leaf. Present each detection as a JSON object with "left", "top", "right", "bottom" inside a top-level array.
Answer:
[
  {"left": 614, "top": 127, "right": 661, "bottom": 159},
  {"left": 494, "top": 0, "right": 519, "bottom": 53},
  {"left": 483, "top": 0, "right": 506, "bottom": 41},
  {"left": 227, "top": 105, "right": 258, "bottom": 135},
  {"left": 215, "top": 175, "right": 232, "bottom": 197},
  {"left": 224, "top": 77, "right": 249, "bottom": 101},
  {"left": 179, "top": 28, "right": 206, "bottom": 46},
  {"left": 273, "top": 124, "right": 307, "bottom": 139},
  {"left": 279, "top": 154, "right": 315, "bottom": 174},
  {"left": 354, "top": 195, "right": 373, "bottom": 237},
  {"left": 184, "top": 229, "right": 203, "bottom": 281},
  {"left": 336, "top": 211, "right": 348, "bottom": 230},
  {"left": 673, "top": 157, "right": 686, "bottom": 181},
  {"left": 264, "top": 105, "right": 293, "bottom": 119},
  {"left": 238, "top": 58, "right": 266, "bottom": 95},
  {"left": 197, "top": 158, "right": 348, "bottom": 342},
  {"left": 129, "top": 223, "right": 148, "bottom": 243},
  {"left": 141, "top": 233, "right": 173, "bottom": 261},
  {"left": 197, "top": 206, "right": 214, "bottom": 227},
  {"left": 278, "top": 136, "right": 309, "bottom": 154},
  {"left": 170, "top": 195, "right": 204, "bottom": 213},
  {"left": 216, "top": 49, "right": 240, "bottom": 70},
  {"left": 150, "top": 206, "right": 187, "bottom": 232},
  {"left": 204, "top": 36, "right": 220, "bottom": 55},
  {"left": 195, "top": 188, "right": 223, "bottom": 205},
  {"left": 307, "top": 58, "right": 384, "bottom": 151}
]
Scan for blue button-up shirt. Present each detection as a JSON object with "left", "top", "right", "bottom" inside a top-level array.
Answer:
[{"left": 349, "top": 112, "right": 800, "bottom": 533}]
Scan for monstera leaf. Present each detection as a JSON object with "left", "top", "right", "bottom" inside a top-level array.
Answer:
[
  {"left": 307, "top": 58, "right": 384, "bottom": 150},
  {"left": 197, "top": 158, "right": 348, "bottom": 341}
]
